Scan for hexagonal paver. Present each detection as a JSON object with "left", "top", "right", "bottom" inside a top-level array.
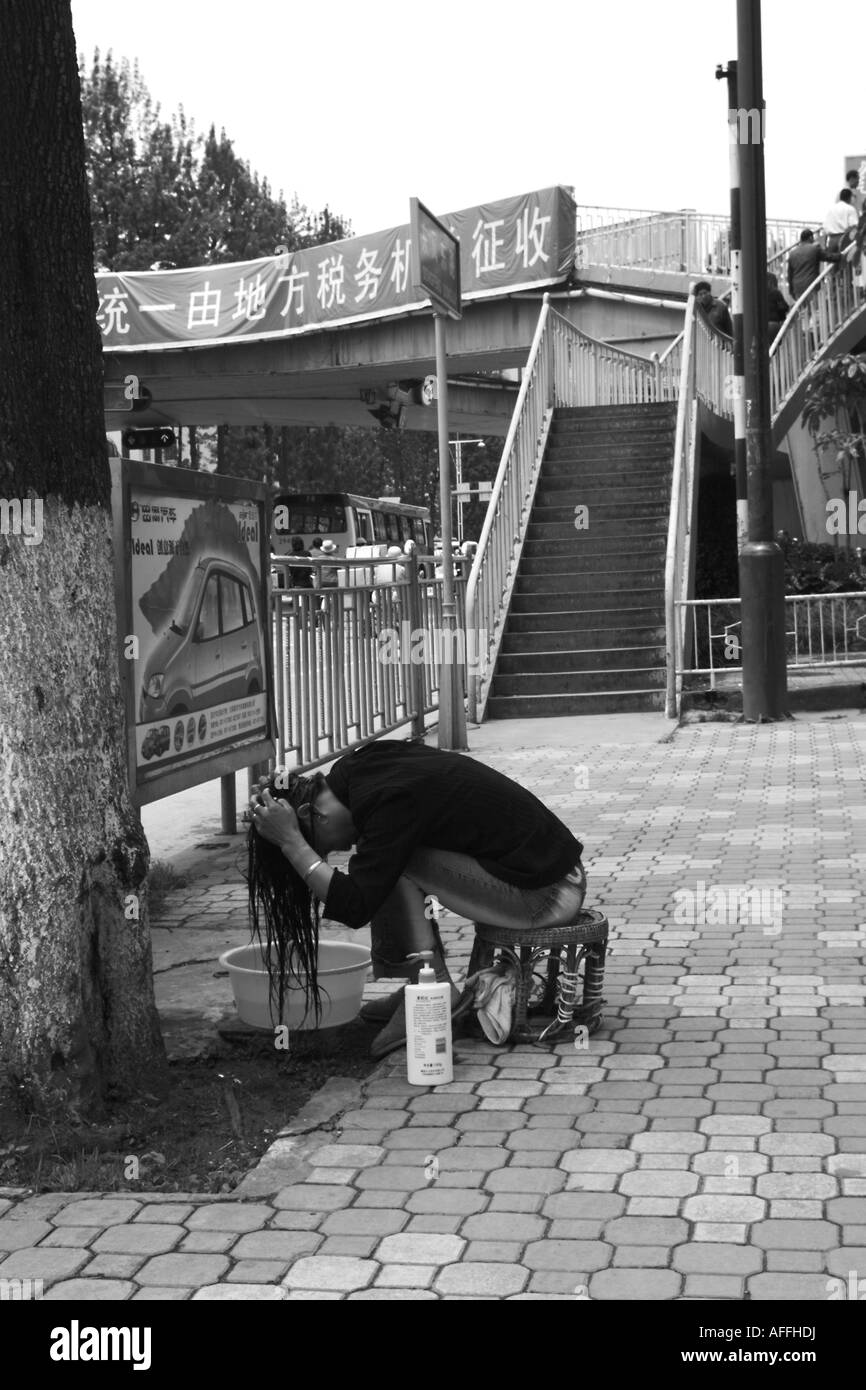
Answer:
[
  {"left": 0, "top": 1220, "right": 52, "bottom": 1250},
  {"left": 434, "top": 1263, "right": 528, "bottom": 1296},
  {"left": 523, "top": 1240, "right": 611, "bottom": 1271},
  {"left": 748, "top": 1272, "right": 836, "bottom": 1300},
  {"left": 185, "top": 1203, "right": 275, "bottom": 1232},
  {"left": 192, "top": 1284, "right": 288, "bottom": 1300},
  {"left": 43, "top": 1279, "right": 136, "bottom": 1300},
  {"left": 375, "top": 1234, "right": 465, "bottom": 1264},
  {"left": 672, "top": 1243, "right": 762, "bottom": 1275},
  {"left": 283, "top": 1257, "right": 378, "bottom": 1291},
  {"left": 682, "top": 1196, "right": 765, "bottom": 1223},
  {"left": 135, "top": 1254, "right": 231, "bottom": 1287},
  {"left": 52, "top": 1199, "right": 142, "bottom": 1227},
  {"left": 90, "top": 1224, "right": 185, "bottom": 1256},
  {"left": 0, "top": 1248, "right": 90, "bottom": 1282},
  {"left": 590, "top": 1268, "right": 681, "bottom": 1300}
]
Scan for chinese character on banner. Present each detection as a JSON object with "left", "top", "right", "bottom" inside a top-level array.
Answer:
[
  {"left": 97, "top": 287, "right": 131, "bottom": 335},
  {"left": 354, "top": 247, "right": 383, "bottom": 303},
  {"left": 278, "top": 266, "right": 309, "bottom": 320},
  {"left": 471, "top": 218, "right": 507, "bottom": 276},
  {"left": 859, "top": 160, "right": 866, "bottom": 194},
  {"left": 188, "top": 282, "right": 222, "bottom": 329},
  {"left": 515, "top": 205, "right": 551, "bottom": 268},
  {"left": 390, "top": 238, "right": 411, "bottom": 295},
  {"left": 232, "top": 273, "right": 268, "bottom": 322},
  {"left": 316, "top": 254, "right": 346, "bottom": 311}
]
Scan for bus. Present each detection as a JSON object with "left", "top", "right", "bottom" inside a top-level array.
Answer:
[{"left": 271, "top": 492, "right": 432, "bottom": 556}]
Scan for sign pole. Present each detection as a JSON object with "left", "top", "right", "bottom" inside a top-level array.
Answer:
[{"left": 435, "top": 312, "right": 468, "bottom": 750}]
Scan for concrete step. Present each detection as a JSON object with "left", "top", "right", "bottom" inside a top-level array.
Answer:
[
  {"left": 519, "top": 553, "right": 664, "bottom": 576},
  {"left": 491, "top": 666, "right": 667, "bottom": 696},
  {"left": 525, "top": 520, "right": 669, "bottom": 542},
  {"left": 533, "top": 496, "right": 671, "bottom": 518},
  {"left": 515, "top": 570, "right": 663, "bottom": 595},
  {"left": 510, "top": 587, "right": 665, "bottom": 612},
  {"left": 554, "top": 403, "right": 678, "bottom": 423},
  {"left": 496, "top": 645, "right": 665, "bottom": 673},
  {"left": 501, "top": 623, "right": 666, "bottom": 651},
  {"left": 487, "top": 688, "right": 667, "bottom": 717},
  {"left": 521, "top": 537, "right": 666, "bottom": 559},
  {"left": 536, "top": 484, "right": 672, "bottom": 508},
  {"left": 505, "top": 606, "right": 665, "bottom": 633},
  {"left": 545, "top": 441, "right": 674, "bottom": 463},
  {"left": 542, "top": 456, "right": 673, "bottom": 479}
]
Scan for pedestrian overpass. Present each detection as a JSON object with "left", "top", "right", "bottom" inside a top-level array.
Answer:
[{"left": 100, "top": 192, "right": 866, "bottom": 727}]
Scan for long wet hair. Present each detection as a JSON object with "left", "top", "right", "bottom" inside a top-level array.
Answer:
[{"left": 245, "top": 771, "right": 327, "bottom": 1027}]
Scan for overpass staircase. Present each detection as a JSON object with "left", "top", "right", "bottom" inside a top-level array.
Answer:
[
  {"left": 488, "top": 404, "right": 675, "bottom": 717},
  {"left": 466, "top": 245, "right": 866, "bottom": 722}
]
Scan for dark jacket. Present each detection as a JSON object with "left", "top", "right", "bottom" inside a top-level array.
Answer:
[
  {"left": 767, "top": 287, "right": 789, "bottom": 327},
  {"left": 322, "top": 741, "right": 585, "bottom": 928},
  {"left": 787, "top": 242, "right": 838, "bottom": 301}
]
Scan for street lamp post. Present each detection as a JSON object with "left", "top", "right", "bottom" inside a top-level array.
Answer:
[{"left": 735, "top": 0, "right": 788, "bottom": 720}]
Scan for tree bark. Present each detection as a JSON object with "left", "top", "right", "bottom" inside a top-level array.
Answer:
[{"left": 0, "top": 1, "right": 167, "bottom": 1114}]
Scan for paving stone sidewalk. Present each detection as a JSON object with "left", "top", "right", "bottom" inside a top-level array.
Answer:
[{"left": 2, "top": 715, "right": 866, "bottom": 1300}]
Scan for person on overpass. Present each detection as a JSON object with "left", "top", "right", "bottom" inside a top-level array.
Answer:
[
  {"left": 246, "top": 740, "right": 587, "bottom": 1058},
  {"left": 693, "top": 281, "right": 733, "bottom": 337},
  {"left": 787, "top": 229, "right": 840, "bottom": 302}
]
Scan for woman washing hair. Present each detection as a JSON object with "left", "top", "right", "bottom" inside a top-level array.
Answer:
[{"left": 247, "top": 740, "right": 587, "bottom": 1056}]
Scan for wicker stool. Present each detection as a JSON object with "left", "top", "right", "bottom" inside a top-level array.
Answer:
[{"left": 465, "top": 909, "right": 609, "bottom": 1045}]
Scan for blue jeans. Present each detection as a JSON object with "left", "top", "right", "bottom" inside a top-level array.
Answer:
[{"left": 369, "top": 849, "right": 587, "bottom": 976}]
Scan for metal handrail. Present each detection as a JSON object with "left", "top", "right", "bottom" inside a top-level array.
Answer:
[
  {"left": 574, "top": 209, "right": 809, "bottom": 278},
  {"left": 769, "top": 256, "right": 860, "bottom": 430},
  {"left": 465, "top": 294, "right": 555, "bottom": 723},
  {"left": 664, "top": 293, "right": 699, "bottom": 718}
]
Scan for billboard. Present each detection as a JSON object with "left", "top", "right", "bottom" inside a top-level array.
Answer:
[
  {"left": 96, "top": 186, "right": 577, "bottom": 351},
  {"left": 110, "top": 459, "right": 275, "bottom": 805}
]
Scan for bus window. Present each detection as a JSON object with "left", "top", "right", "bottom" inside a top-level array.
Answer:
[
  {"left": 385, "top": 513, "right": 401, "bottom": 544},
  {"left": 354, "top": 509, "right": 372, "bottom": 543},
  {"left": 372, "top": 510, "right": 387, "bottom": 543},
  {"left": 411, "top": 517, "right": 426, "bottom": 548}
]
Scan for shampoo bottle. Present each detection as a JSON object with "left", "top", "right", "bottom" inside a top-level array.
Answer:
[{"left": 405, "top": 951, "right": 453, "bottom": 1086}]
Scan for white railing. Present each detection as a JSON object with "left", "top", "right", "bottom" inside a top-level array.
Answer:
[
  {"left": 574, "top": 207, "right": 808, "bottom": 278},
  {"left": 270, "top": 556, "right": 469, "bottom": 770},
  {"left": 769, "top": 258, "right": 860, "bottom": 431},
  {"left": 676, "top": 592, "right": 866, "bottom": 686},
  {"left": 550, "top": 306, "right": 660, "bottom": 405},
  {"left": 664, "top": 293, "right": 700, "bottom": 719},
  {"left": 465, "top": 296, "right": 555, "bottom": 723}
]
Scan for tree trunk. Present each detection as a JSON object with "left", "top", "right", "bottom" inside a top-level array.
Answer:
[{"left": 0, "top": 1, "right": 167, "bottom": 1115}]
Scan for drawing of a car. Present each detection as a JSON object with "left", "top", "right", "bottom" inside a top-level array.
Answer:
[
  {"left": 141, "top": 725, "right": 171, "bottom": 760},
  {"left": 139, "top": 558, "right": 264, "bottom": 723}
]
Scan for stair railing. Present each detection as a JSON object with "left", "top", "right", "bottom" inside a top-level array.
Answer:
[
  {"left": 465, "top": 293, "right": 555, "bottom": 723},
  {"left": 548, "top": 307, "right": 660, "bottom": 404},
  {"left": 664, "top": 293, "right": 701, "bottom": 719},
  {"left": 769, "top": 257, "right": 859, "bottom": 432}
]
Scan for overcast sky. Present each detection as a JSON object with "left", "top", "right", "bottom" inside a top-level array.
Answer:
[{"left": 70, "top": 0, "right": 863, "bottom": 241}]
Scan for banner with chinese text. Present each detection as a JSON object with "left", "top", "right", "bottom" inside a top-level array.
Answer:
[{"left": 97, "top": 186, "right": 576, "bottom": 351}]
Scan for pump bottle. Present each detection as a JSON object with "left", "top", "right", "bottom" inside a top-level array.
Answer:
[{"left": 405, "top": 951, "right": 453, "bottom": 1086}]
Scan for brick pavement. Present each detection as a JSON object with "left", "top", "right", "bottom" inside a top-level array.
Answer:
[{"left": 2, "top": 716, "right": 866, "bottom": 1301}]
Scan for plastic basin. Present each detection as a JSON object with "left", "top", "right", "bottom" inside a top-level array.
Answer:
[{"left": 219, "top": 940, "right": 371, "bottom": 1031}]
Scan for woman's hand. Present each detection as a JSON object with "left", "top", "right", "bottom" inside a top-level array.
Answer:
[{"left": 249, "top": 789, "right": 303, "bottom": 850}]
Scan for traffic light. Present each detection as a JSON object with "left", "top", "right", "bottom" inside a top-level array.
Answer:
[{"left": 122, "top": 426, "right": 176, "bottom": 451}]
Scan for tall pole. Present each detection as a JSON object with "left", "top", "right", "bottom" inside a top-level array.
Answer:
[
  {"left": 454, "top": 439, "right": 464, "bottom": 545},
  {"left": 717, "top": 60, "right": 748, "bottom": 553},
  {"left": 735, "top": 0, "right": 788, "bottom": 720},
  {"left": 435, "top": 314, "right": 468, "bottom": 750}
]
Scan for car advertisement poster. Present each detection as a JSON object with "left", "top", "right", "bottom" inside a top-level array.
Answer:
[{"left": 110, "top": 459, "right": 275, "bottom": 805}]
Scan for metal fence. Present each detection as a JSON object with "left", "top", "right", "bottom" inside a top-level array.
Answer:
[
  {"left": 676, "top": 592, "right": 866, "bottom": 687},
  {"left": 573, "top": 206, "right": 808, "bottom": 278},
  {"left": 269, "top": 555, "right": 470, "bottom": 771}
]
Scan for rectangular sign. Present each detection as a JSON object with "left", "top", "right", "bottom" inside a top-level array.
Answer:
[
  {"left": 110, "top": 459, "right": 276, "bottom": 805},
  {"left": 97, "top": 186, "right": 576, "bottom": 352},
  {"left": 410, "top": 198, "right": 461, "bottom": 319}
]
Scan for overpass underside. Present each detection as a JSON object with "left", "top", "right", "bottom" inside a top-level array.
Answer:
[{"left": 103, "top": 286, "right": 685, "bottom": 438}]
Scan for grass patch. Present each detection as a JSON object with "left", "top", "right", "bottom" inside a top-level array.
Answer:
[
  {"left": 0, "top": 1020, "right": 378, "bottom": 1194},
  {"left": 148, "top": 859, "right": 192, "bottom": 914}
]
